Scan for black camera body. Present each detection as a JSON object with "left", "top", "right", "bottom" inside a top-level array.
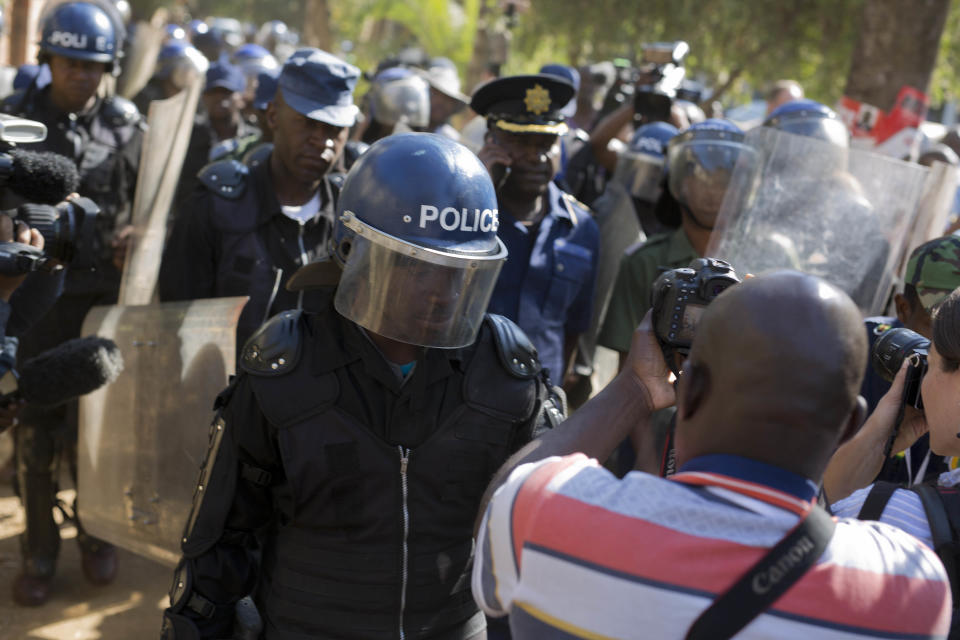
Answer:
[
  {"left": 634, "top": 41, "right": 689, "bottom": 123},
  {"left": 0, "top": 197, "right": 99, "bottom": 275},
  {"left": 650, "top": 257, "right": 740, "bottom": 355},
  {"left": 872, "top": 327, "right": 928, "bottom": 409}
]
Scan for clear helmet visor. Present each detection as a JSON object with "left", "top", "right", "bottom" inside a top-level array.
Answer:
[
  {"left": 613, "top": 151, "right": 664, "bottom": 202},
  {"left": 334, "top": 213, "right": 507, "bottom": 348},
  {"left": 668, "top": 140, "right": 759, "bottom": 222}
]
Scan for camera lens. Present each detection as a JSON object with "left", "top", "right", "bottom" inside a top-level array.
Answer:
[{"left": 871, "top": 327, "right": 929, "bottom": 383}]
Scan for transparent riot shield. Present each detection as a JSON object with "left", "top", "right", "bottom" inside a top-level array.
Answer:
[
  {"left": 117, "top": 15, "right": 167, "bottom": 100},
  {"left": 119, "top": 55, "right": 205, "bottom": 306},
  {"left": 706, "top": 126, "right": 947, "bottom": 315},
  {"left": 78, "top": 297, "right": 246, "bottom": 566},
  {"left": 77, "top": 56, "right": 231, "bottom": 567}
]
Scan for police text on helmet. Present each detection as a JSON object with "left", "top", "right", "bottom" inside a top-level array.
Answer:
[
  {"left": 48, "top": 31, "right": 109, "bottom": 51},
  {"left": 418, "top": 205, "right": 499, "bottom": 233}
]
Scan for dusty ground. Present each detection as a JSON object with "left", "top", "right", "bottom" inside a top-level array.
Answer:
[{"left": 0, "top": 432, "right": 171, "bottom": 640}]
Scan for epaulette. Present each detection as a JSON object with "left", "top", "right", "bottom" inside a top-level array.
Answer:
[
  {"left": 561, "top": 191, "right": 592, "bottom": 225},
  {"left": 198, "top": 159, "right": 249, "bottom": 200},
  {"left": 326, "top": 172, "right": 346, "bottom": 194},
  {"left": 240, "top": 309, "right": 302, "bottom": 376},
  {"left": 101, "top": 96, "right": 144, "bottom": 128},
  {"left": 1, "top": 90, "right": 26, "bottom": 114},
  {"left": 485, "top": 314, "right": 540, "bottom": 379}
]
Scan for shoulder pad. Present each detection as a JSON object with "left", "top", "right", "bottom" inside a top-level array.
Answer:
[
  {"left": 240, "top": 309, "right": 302, "bottom": 376},
  {"left": 484, "top": 314, "right": 541, "bottom": 379},
  {"left": 243, "top": 141, "right": 272, "bottom": 169},
  {"left": 208, "top": 138, "right": 239, "bottom": 162},
  {"left": 198, "top": 159, "right": 249, "bottom": 200},
  {"left": 102, "top": 96, "right": 143, "bottom": 128}
]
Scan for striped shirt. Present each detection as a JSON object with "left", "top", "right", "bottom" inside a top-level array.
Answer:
[
  {"left": 831, "top": 468, "right": 960, "bottom": 549},
  {"left": 473, "top": 454, "right": 951, "bottom": 639}
]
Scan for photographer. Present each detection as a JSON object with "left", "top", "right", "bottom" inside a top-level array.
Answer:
[
  {"left": 473, "top": 271, "right": 950, "bottom": 639},
  {"left": 828, "top": 286, "right": 960, "bottom": 536}
]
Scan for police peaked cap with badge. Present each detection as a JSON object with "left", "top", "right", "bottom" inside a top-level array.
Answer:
[
  {"left": 470, "top": 74, "right": 576, "bottom": 135},
  {"left": 40, "top": 1, "right": 126, "bottom": 70}
]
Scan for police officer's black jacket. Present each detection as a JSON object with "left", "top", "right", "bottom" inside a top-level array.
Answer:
[
  {"left": 157, "top": 154, "right": 341, "bottom": 348},
  {"left": 2, "top": 83, "right": 144, "bottom": 295},
  {"left": 163, "top": 299, "right": 563, "bottom": 640}
]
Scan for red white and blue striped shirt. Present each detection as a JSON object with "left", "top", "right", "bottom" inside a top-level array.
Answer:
[{"left": 473, "top": 454, "right": 951, "bottom": 639}]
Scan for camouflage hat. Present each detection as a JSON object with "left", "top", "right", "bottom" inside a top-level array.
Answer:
[{"left": 905, "top": 235, "right": 960, "bottom": 312}]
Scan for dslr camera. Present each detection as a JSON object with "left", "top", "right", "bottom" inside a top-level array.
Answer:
[
  {"left": 650, "top": 257, "right": 740, "bottom": 368},
  {"left": 634, "top": 41, "right": 689, "bottom": 123},
  {"left": 872, "top": 327, "right": 928, "bottom": 409}
]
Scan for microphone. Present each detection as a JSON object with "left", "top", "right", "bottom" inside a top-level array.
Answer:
[
  {"left": 2, "top": 149, "right": 80, "bottom": 205},
  {"left": 13, "top": 336, "right": 124, "bottom": 407}
]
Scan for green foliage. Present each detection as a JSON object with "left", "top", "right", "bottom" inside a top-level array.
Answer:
[
  {"left": 932, "top": 0, "right": 960, "bottom": 105},
  {"left": 331, "top": 0, "right": 481, "bottom": 75},
  {"left": 507, "top": 0, "right": 865, "bottom": 106}
]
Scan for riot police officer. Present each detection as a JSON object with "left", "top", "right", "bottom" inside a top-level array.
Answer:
[
  {"left": 1, "top": 0, "right": 145, "bottom": 606},
  {"left": 158, "top": 48, "right": 356, "bottom": 349},
  {"left": 160, "top": 133, "right": 564, "bottom": 639}
]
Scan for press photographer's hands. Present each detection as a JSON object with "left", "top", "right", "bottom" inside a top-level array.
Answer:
[{"left": 0, "top": 213, "right": 43, "bottom": 301}]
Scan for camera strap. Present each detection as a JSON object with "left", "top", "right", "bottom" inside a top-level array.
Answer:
[{"left": 684, "top": 503, "right": 836, "bottom": 640}]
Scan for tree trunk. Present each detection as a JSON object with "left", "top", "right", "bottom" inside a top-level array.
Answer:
[
  {"left": 302, "top": 0, "right": 332, "bottom": 52},
  {"left": 844, "top": 0, "right": 949, "bottom": 110}
]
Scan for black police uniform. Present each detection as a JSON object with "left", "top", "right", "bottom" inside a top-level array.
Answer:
[
  {"left": 158, "top": 151, "right": 343, "bottom": 349},
  {"left": 162, "top": 299, "right": 564, "bottom": 640},
  {"left": 174, "top": 113, "right": 261, "bottom": 212},
  {"left": 2, "top": 83, "right": 144, "bottom": 577}
]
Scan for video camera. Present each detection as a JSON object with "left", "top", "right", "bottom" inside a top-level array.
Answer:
[
  {"left": 0, "top": 113, "right": 98, "bottom": 276},
  {"left": 872, "top": 327, "right": 928, "bottom": 410},
  {"left": 650, "top": 257, "right": 740, "bottom": 372},
  {"left": 634, "top": 41, "right": 689, "bottom": 123},
  {"left": 0, "top": 197, "right": 99, "bottom": 275}
]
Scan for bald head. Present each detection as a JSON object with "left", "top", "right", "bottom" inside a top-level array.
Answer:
[{"left": 675, "top": 271, "right": 867, "bottom": 477}]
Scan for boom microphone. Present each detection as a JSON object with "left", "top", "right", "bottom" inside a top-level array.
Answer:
[
  {"left": 15, "top": 336, "right": 124, "bottom": 407},
  {"left": 2, "top": 149, "right": 80, "bottom": 204}
]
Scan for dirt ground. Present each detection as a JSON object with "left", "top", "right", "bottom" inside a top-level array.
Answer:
[{"left": 0, "top": 432, "right": 171, "bottom": 640}]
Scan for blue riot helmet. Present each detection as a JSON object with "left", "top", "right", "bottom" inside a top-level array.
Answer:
[
  {"left": 613, "top": 121, "right": 678, "bottom": 204},
  {"left": 368, "top": 67, "right": 430, "bottom": 131},
  {"left": 667, "top": 119, "right": 757, "bottom": 229},
  {"left": 155, "top": 41, "right": 208, "bottom": 92},
  {"left": 330, "top": 133, "right": 507, "bottom": 348},
  {"left": 232, "top": 43, "right": 277, "bottom": 72},
  {"left": 164, "top": 23, "right": 186, "bottom": 42},
  {"left": 39, "top": 1, "right": 120, "bottom": 70},
  {"left": 763, "top": 99, "right": 849, "bottom": 147},
  {"left": 208, "top": 17, "right": 244, "bottom": 50}
]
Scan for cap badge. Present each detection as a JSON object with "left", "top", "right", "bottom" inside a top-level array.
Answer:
[{"left": 524, "top": 84, "right": 551, "bottom": 115}]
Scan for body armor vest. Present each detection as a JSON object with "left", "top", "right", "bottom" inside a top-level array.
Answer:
[{"left": 244, "top": 308, "right": 541, "bottom": 639}]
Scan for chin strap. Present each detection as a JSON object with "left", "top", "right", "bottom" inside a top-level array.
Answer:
[{"left": 681, "top": 205, "right": 715, "bottom": 232}]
